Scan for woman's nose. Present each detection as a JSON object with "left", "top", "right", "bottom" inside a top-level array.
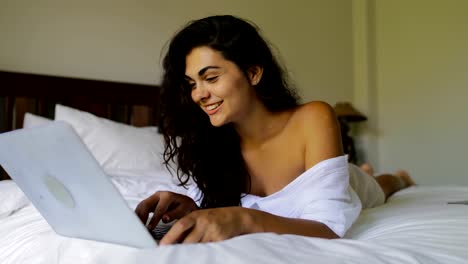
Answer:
[{"left": 193, "top": 84, "right": 210, "bottom": 102}]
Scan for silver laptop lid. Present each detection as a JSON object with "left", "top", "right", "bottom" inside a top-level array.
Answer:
[{"left": 0, "top": 121, "right": 156, "bottom": 248}]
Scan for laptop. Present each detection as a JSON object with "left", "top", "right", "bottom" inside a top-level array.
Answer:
[{"left": 0, "top": 121, "right": 160, "bottom": 248}]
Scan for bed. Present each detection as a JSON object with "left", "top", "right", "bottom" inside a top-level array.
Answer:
[{"left": 1, "top": 70, "right": 468, "bottom": 264}]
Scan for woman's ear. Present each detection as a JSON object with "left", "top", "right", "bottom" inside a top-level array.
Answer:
[{"left": 247, "top": 65, "right": 263, "bottom": 86}]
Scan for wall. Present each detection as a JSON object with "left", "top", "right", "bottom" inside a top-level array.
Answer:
[
  {"left": 362, "top": 0, "right": 468, "bottom": 185},
  {"left": 0, "top": 0, "right": 353, "bottom": 104}
]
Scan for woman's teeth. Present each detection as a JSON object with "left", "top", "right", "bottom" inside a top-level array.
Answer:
[{"left": 206, "top": 102, "right": 222, "bottom": 111}]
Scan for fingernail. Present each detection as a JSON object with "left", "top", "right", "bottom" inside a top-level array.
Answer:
[{"left": 163, "top": 216, "right": 169, "bottom": 222}]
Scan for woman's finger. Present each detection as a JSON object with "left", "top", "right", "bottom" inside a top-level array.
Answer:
[
  {"left": 135, "top": 193, "right": 161, "bottom": 225},
  {"left": 162, "top": 203, "right": 195, "bottom": 223},
  {"left": 160, "top": 216, "right": 196, "bottom": 245},
  {"left": 147, "top": 195, "right": 172, "bottom": 230},
  {"left": 181, "top": 224, "right": 204, "bottom": 244},
  {"left": 200, "top": 222, "right": 227, "bottom": 243}
]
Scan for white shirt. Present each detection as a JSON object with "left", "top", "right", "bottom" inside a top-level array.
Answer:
[{"left": 187, "top": 155, "right": 362, "bottom": 237}]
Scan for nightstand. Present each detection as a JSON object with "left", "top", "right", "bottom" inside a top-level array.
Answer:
[{"left": 334, "top": 102, "right": 367, "bottom": 165}]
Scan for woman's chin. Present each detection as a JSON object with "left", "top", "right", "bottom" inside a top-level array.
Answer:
[
  {"left": 209, "top": 116, "right": 227, "bottom": 127},
  {"left": 209, "top": 120, "right": 225, "bottom": 127}
]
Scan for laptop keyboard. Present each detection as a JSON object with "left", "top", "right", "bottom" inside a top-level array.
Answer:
[{"left": 150, "top": 224, "right": 172, "bottom": 241}]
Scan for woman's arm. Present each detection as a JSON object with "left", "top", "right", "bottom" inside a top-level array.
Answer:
[
  {"left": 243, "top": 207, "right": 339, "bottom": 239},
  {"left": 300, "top": 101, "right": 344, "bottom": 168},
  {"left": 160, "top": 207, "right": 338, "bottom": 245}
]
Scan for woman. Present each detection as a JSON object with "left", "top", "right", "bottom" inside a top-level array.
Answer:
[{"left": 135, "top": 15, "right": 414, "bottom": 245}]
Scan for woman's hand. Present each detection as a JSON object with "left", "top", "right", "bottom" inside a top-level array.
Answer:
[
  {"left": 135, "top": 191, "right": 198, "bottom": 230},
  {"left": 160, "top": 207, "right": 254, "bottom": 245},
  {"left": 157, "top": 206, "right": 338, "bottom": 245}
]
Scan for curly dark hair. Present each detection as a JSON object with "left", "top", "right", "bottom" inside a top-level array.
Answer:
[{"left": 159, "top": 15, "right": 299, "bottom": 208}]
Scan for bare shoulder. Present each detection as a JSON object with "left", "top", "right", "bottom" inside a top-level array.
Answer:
[
  {"left": 290, "top": 101, "right": 343, "bottom": 169},
  {"left": 293, "top": 101, "right": 336, "bottom": 120}
]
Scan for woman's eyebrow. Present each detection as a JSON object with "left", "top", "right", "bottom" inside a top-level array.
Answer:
[
  {"left": 198, "top": 66, "right": 221, "bottom": 76},
  {"left": 185, "top": 66, "right": 221, "bottom": 80}
]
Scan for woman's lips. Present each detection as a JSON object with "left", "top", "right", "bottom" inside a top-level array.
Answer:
[{"left": 204, "top": 101, "right": 223, "bottom": 115}]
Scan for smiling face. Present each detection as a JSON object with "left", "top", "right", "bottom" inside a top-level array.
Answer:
[{"left": 185, "top": 46, "right": 262, "bottom": 127}]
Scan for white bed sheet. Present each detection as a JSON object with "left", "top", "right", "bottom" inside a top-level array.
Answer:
[{"left": 1, "top": 176, "right": 468, "bottom": 264}]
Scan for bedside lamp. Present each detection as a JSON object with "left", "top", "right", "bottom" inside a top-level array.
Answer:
[
  {"left": 334, "top": 102, "right": 367, "bottom": 123},
  {"left": 333, "top": 102, "right": 367, "bottom": 164}
]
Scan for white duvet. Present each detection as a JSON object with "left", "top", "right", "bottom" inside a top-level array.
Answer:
[{"left": 1, "top": 175, "right": 468, "bottom": 264}]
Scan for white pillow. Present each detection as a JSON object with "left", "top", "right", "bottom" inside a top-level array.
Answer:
[
  {"left": 54, "top": 104, "right": 168, "bottom": 177},
  {"left": 23, "top": 113, "right": 52, "bottom": 128},
  {"left": 0, "top": 180, "right": 30, "bottom": 219}
]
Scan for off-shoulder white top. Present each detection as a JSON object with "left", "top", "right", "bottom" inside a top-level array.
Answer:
[{"left": 187, "top": 155, "right": 362, "bottom": 237}]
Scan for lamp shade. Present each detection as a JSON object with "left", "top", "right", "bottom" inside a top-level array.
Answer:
[{"left": 333, "top": 102, "right": 367, "bottom": 122}]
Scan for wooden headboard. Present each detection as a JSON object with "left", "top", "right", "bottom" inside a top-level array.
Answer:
[
  {"left": 0, "top": 70, "right": 161, "bottom": 179},
  {"left": 0, "top": 70, "right": 161, "bottom": 132}
]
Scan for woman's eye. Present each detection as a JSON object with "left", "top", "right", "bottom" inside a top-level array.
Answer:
[
  {"left": 206, "top": 76, "right": 218, "bottom": 83},
  {"left": 188, "top": 83, "right": 196, "bottom": 90}
]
